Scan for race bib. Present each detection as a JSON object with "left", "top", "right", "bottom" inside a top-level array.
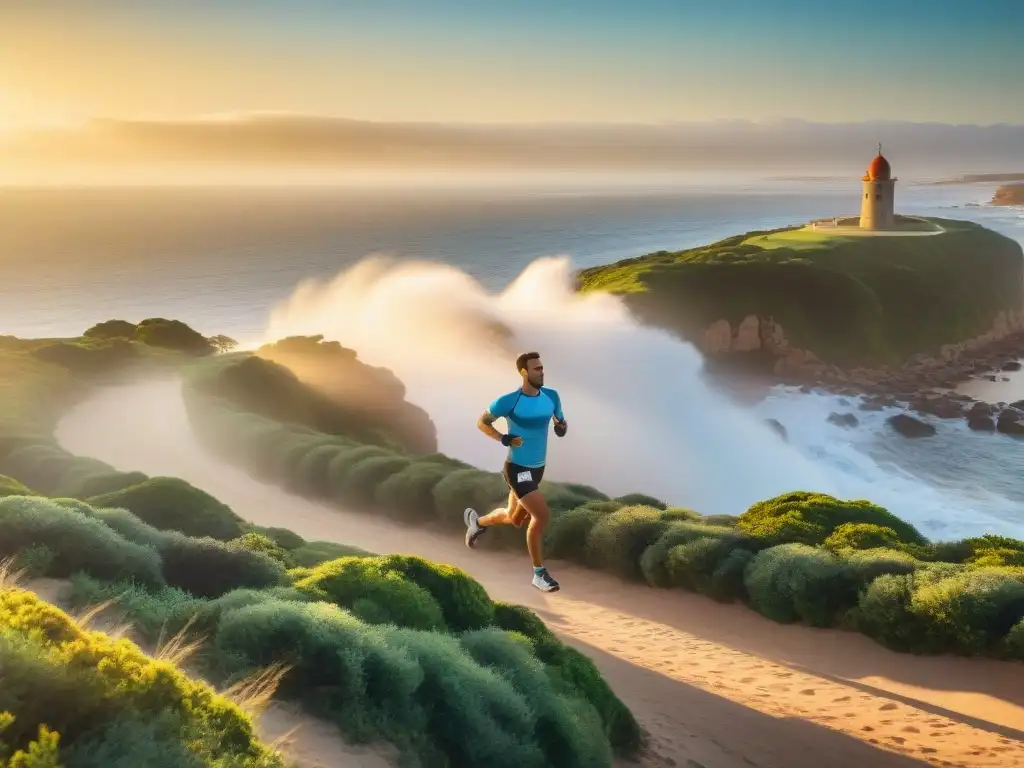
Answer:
[{"left": 516, "top": 470, "right": 532, "bottom": 483}]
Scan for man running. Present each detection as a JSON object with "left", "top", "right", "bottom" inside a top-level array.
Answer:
[{"left": 463, "top": 351, "right": 567, "bottom": 592}]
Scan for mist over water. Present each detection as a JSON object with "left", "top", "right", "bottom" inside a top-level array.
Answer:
[{"left": 261, "top": 254, "right": 1023, "bottom": 538}]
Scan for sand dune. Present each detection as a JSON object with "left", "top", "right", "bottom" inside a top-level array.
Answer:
[{"left": 55, "top": 379, "right": 1024, "bottom": 768}]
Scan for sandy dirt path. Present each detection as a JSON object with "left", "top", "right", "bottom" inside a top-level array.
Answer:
[{"left": 55, "top": 379, "right": 1024, "bottom": 768}]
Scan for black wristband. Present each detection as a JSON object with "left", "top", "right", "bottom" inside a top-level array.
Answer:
[
  {"left": 501, "top": 434, "right": 513, "bottom": 446},
  {"left": 554, "top": 421, "right": 567, "bottom": 437}
]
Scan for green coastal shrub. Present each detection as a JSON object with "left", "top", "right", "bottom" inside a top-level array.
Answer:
[
  {"left": 823, "top": 522, "right": 904, "bottom": 551},
  {"left": 0, "top": 496, "right": 164, "bottom": 587},
  {"left": 0, "top": 443, "right": 76, "bottom": 496},
  {"left": 0, "top": 586, "right": 283, "bottom": 767},
  {"left": 490, "top": 602, "right": 641, "bottom": 756},
  {"left": 375, "top": 461, "right": 453, "bottom": 521},
  {"left": 737, "top": 491, "right": 926, "bottom": 547},
  {"left": 133, "top": 318, "right": 215, "bottom": 356},
  {"left": 290, "top": 557, "right": 447, "bottom": 631},
  {"left": 291, "top": 442, "right": 347, "bottom": 496},
  {"left": 744, "top": 543, "right": 861, "bottom": 627},
  {"left": 432, "top": 469, "right": 508, "bottom": 528},
  {"left": 55, "top": 469, "right": 149, "bottom": 500},
  {"left": 545, "top": 502, "right": 619, "bottom": 562},
  {"left": 614, "top": 493, "right": 667, "bottom": 510},
  {"left": 87, "top": 477, "right": 244, "bottom": 541},
  {"left": 372, "top": 554, "right": 494, "bottom": 631},
  {"left": 158, "top": 533, "right": 286, "bottom": 599},
  {"left": 639, "top": 521, "right": 752, "bottom": 589},
  {"left": 584, "top": 505, "right": 673, "bottom": 581},
  {"left": 0, "top": 475, "right": 34, "bottom": 498},
  {"left": 229, "top": 532, "right": 295, "bottom": 567},
  {"left": 459, "top": 628, "right": 613, "bottom": 768},
  {"left": 338, "top": 455, "right": 413, "bottom": 507}
]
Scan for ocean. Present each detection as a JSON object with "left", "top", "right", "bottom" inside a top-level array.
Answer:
[{"left": 2, "top": 175, "right": 1023, "bottom": 540}]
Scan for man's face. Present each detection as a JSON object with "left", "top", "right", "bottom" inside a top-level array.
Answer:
[{"left": 524, "top": 357, "right": 544, "bottom": 387}]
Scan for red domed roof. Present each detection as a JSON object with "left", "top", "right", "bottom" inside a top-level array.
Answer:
[{"left": 866, "top": 151, "right": 891, "bottom": 181}]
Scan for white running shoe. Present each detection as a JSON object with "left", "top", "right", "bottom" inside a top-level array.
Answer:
[
  {"left": 532, "top": 568, "right": 560, "bottom": 593},
  {"left": 464, "top": 507, "right": 486, "bottom": 548}
]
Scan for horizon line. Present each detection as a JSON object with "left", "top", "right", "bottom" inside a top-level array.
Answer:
[{"left": 9, "top": 111, "right": 1024, "bottom": 132}]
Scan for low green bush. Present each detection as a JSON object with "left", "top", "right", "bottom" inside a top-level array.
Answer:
[
  {"left": 744, "top": 543, "right": 861, "bottom": 627},
  {"left": 375, "top": 461, "right": 452, "bottom": 521},
  {"left": 290, "top": 557, "right": 447, "bottom": 631},
  {"left": 88, "top": 477, "right": 244, "bottom": 541},
  {"left": 490, "top": 602, "right": 641, "bottom": 756},
  {"left": 158, "top": 533, "right": 286, "bottom": 599},
  {"left": 0, "top": 586, "right": 283, "bottom": 767},
  {"left": 823, "top": 522, "right": 904, "bottom": 551},
  {"left": 584, "top": 506, "right": 674, "bottom": 581},
  {"left": 737, "top": 491, "right": 926, "bottom": 547},
  {"left": 545, "top": 502, "right": 618, "bottom": 562},
  {"left": 0, "top": 496, "right": 164, "bottom": 587},
  {"left": 372, "top": 554, "right": 494, "bottom": 631}
]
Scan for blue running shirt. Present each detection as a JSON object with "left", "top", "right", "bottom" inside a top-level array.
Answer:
[{"left": 487, "top": 387, "right": 564, "bottom": 468}]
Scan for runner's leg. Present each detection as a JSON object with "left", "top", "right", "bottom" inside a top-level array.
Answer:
[
  {"left": 515, "top": 489, "right": 550, "bottom": 567},
  {"left": 477, "top": 489, "right": 520, "bottom": 527}
]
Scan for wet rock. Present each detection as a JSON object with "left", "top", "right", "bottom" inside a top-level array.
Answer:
[
  {"left": 886, "top": 413, "right": 937, "bottom": 438},
  {"left": 1003, "top": 360, "right": 1022, "bottom": 371},
  {"left": 827, "top": 412, "right": 859, "bottom": 428},
  {"left": 966, "top": 413, "right": 996, "bottom": 432},
  {"left": 996, "top": 407, "right": 1024, "bottom": 436},
  {"left": 764, "top": 418, "right": 788, "bottom": 441},
  {"left": 909, "top": 395, "right": 966, "bottom": 420}
]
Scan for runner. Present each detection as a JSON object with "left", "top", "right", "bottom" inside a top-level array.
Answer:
[{"left": 463, "top": 351, "right": 567, "bottom": 592}]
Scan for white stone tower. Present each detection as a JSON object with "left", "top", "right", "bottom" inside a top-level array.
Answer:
[{"left": 859, "top": 144, "right": 896, "bottom": 230}]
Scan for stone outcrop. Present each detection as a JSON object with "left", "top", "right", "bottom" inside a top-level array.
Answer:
[
  {"left": 887, "top": 413, "right": 937, "bottom": 439},
  {"left": 700, "top": 306, "right": 1024, "bottom": 393}
]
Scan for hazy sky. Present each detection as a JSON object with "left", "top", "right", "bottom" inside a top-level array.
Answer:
[{"left": 1, "top": 0, "right": 1022, "bottom": 127}]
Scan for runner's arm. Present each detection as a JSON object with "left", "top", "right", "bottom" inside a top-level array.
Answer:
[
  {"left": 547, "top": 389, "right": 566, "bottom": 424},
  {"left": 477, "top": 410, "right": 505, "bottom": 442},
  {"left": 478, "top": 393, "right": 515, "bottom": 442}
]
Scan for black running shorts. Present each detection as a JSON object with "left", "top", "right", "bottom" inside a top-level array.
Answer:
[{"left": 503, "top": 460, "right": 545, "bottom": 498}]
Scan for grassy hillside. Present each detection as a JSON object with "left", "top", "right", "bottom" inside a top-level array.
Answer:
[{"left": 577, "top": 217, "right": 1024, "bottom": 367}]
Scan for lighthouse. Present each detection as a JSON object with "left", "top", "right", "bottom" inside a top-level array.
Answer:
[{"left": 859, "top": 144, "right": 896, "bottom": 230}]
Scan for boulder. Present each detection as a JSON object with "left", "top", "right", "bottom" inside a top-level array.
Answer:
[
  {"left": 909, "top": 395, "right": 966, "bottom": 420},
  {"left": 966, "top": 412, "right": 996, "bottom": 432},
  {"left": 996, "top": 407, "right": 1024, "bottom": 436},
  {"left": 827, "top": 412, "right": 859, "bottom": 428},
  {"left": 886, "top": 413, "right": 937, "bottom": 438},
  {"left": 1002, "top": 360, "right": 1022, "bottom": 372}
]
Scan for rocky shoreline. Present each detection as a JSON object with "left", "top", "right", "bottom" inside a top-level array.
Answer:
[{"left": 704, "top": 310, "right": 1024, "bottom": 438}]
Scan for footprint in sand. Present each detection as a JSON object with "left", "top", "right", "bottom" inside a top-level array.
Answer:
[
  {"left": 889, "top": 737, "right": 906, "bottom": 745},
  {"left": 902, "top": 726, "right": 920, "bottom": 733},
  {"left": 798, "top": 689, "right": 815, "bottom": 696},
  {"left": 879, "top": 702, "right": 899, "bottom": 711},
  {"left": 739, "top": 677, "right": 756, "bottom": 684},
  {"left": 833, "top": 695, "right": 851, "bottom": 703},
  {"left": 774, "top": 672, "right": 793, "bottom": 679}
]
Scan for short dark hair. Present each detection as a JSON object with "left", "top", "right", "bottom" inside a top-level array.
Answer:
[{"left": 516, "top": 351, "right": 540, "bottom": 373}]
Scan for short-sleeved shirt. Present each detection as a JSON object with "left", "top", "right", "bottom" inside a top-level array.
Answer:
[{"left": 486, "top": 387, "right": 564, "bottom": 468}]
